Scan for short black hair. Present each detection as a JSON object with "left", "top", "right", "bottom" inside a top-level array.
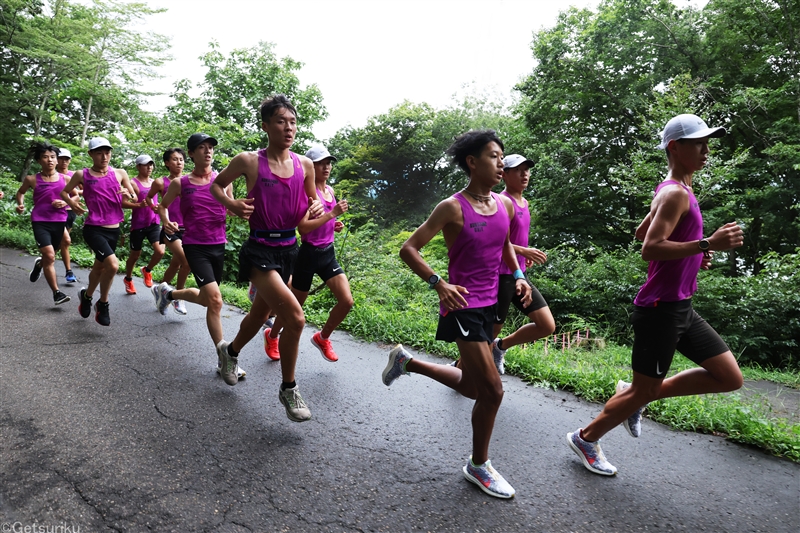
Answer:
[
  {"left": 446, "top": 130, "right": 504, "bottom": 175},
  {"left": 163, "top": 147, "right": 186, "bottom": 163},
  {"left": 30, "top": 141, "right": 60, "bottom": 161},
  {"left": 259, "top": 94, "right": 297, "bottom": 123}
]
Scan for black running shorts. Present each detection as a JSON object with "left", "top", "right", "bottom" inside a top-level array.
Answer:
[
  {"left": 32, "top": 221, "right": 66, "bottom": 250},
  {"left": 130, "top": 223, "right": 161, "bottom": 251},
  {"left": 436, "top": 305, "right": 495, "bottom": 344},
  {"left": 238, "top": 239, "right": 298, "bottom": 285},
  {"left": 291, "top": 242, "right": 343, "bottom": 292},
  {"left": 183, "top": 243, "right": 225, "bottom": 288},
  {"left": 494, "top": 274, "right": 548, "bottom": 324},
  {"left": 160, "top": 227, "right": 184, "bottom": 244},
  {"left": 631, "top": 299, "right": 730, "bottom": 379},
  {"left": 65, "top": 210, "right": 77, "bottom": 230},
  {"left": 83, "top": 225, "right": 120, "bottom": 262}
]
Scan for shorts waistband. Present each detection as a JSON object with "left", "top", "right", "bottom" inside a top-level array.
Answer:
[
  {"left": 302, "top": 242, "right": 334, "bottom": 252},
  {"left": 249, "top": 228, "right": 297, "bottom": 242}
]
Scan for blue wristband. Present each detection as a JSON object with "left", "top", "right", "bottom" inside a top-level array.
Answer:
[{"left": 513, "top": 269, "right": 525, "bottom": 280}]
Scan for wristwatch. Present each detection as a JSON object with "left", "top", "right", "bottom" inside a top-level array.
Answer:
[
  {"left": 698, "top": 239, "right": 710, "bottom": 252},
  {"left": 428, "top": 274, "right": 441, "bottom": 289}
]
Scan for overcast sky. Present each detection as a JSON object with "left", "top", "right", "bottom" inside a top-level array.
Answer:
[{"left": 140, "top": 0, "right": 700, "bottom": 141}]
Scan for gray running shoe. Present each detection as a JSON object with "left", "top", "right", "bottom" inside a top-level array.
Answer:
[
  {"left": 172, "top": 299, "right": 187, "bottom": 315},
  {"left": 53, "top": 290, "right": 71, "bottom": 306},
  {"left": 215, "top": 340, "right": 238, "bottom": 386},
  {"left": 217, "top": 363, "right": 246, "bottom": 380},
  {"left": 152, "top": 282, "right": 171, "bottom": 315},
  {"left": 566, "top": 429, "right": 618, "bottom": 476},
  {"left": 29, "top": 257, "right": 42, "bottom": 282},
  {"left": 616, "top": 380, "right": 644, "bottom": 438},
  {"left": 492, "top": 338, "right": 506, "bottom": 375},
  {"left": 463, "top": 456, "right": 516, "bottom": 498},
  {"left": 382, "top": 344, "right": 412, "bottom": 386},
  {"left": 279, "top": 385, "right": 311, "bottom": 422}
]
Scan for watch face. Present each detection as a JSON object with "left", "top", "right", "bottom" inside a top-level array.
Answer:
[
  {"left": 699, "top": 239, "right": 709, "bottom": 250},
  {"left": 429, "top": 275, "right": 438, "bottom": 284}
]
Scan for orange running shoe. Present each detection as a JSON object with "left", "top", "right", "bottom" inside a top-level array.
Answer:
[
  {"left": 263, "top": 327, "right": 280, "bottom": 361},
  {"left": 123, "top": 277, "right": 136, "bottom": 295},
  {"left": 311, "top": 331, "right": 339, "bottom": 362},
  {"left": 140, "top": 266, "right": 153, "bottom": 288}
]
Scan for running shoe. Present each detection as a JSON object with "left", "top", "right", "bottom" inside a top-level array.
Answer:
[
  {"left": 217, "top": 361, "right": 246, "bottom": 380},
  {"left": 94, "top": 300, "right": 110, "bottom": 326},
  {"left": 449, "top": 359, "right": 459, "bottom": 368},
  {"left": 566, "top": 429, "right": 618, "bottom": 476},
  {"left": 263, "top": 327, "right": 280, "bottom": 361},
  {"left": 311, "top": 331, "right": 339, "bottom": 362},
  {"left": 123, "top": 277, "right": 136, "bottom": 295},
  {"left": 248, "top": 282, "right": 257, "bottom": 303},
  {"left": 492, "top": 338, "right": 506, "bottom": 375},
  {"left": 78, "top": 288, "right": 92, "bottom": 318},
  {"left": 152, "top": 282, "right": 171, "bottom": 315},
  {"left": 616, "top": 380, "right": 644, "bottom": 438},
  {"left": 172, "top": 299, "right": 188, "bottom": 315},
  {"left": 140, "top": 266, "right": 153, "bottom": 288},
  {"left": 463, "top": 457, "right": 516, "bottom": 499},
  {"left": 29, "top": 257, "right": 42, "bottom": 282},
  {"left": 263, "top": 316, "right": 275, "bottom": 330},
  {"left": 279, "top": 385, "right": 311, "bottom": 422},
  {"left": 382, "top": 344, "right": 412, "bottom": 386},
  {"left": 215, "top": 340, "right": 238, "bottom": 386},
  {"left": 53, "top": 290, "right": 70, "bottom": 306},
  {"left": 65, "top": 270, "right": 77, "bottom": 284}
]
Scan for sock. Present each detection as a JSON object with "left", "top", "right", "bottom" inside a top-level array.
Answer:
[
  {"left": 579, "top": 429, "right": 595, "bottom": 443},
  {"left": 227, "top": 344, "right": 239, "bottom": 358},
  {"left": 125, "top": 276, "right": 132, "bottom": 281},
  {"left": 497, "top": 338, "right": 504, "bottom": 350},
  {"left": 281, "top": 381, "right": 296, "bottom": 391},
  {"left": 144, "top": 267, "right": 151, "bottom": 272},
  {"left": 320, "top": 331, "right": 330, "bottom": 340},
  {"left": 166, "top": 290, "right": 174, "bottom": 301}
]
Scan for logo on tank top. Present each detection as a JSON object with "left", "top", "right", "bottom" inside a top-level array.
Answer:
[
  {"left": 85, "top": 178, "right": 99, "bottom": 185},
  {"left": 469, "top": 221, "right": 487, "bottom": 233},
  {"left": 184, "top": 188, "right": 196, "bottom": 195},
  {"left": 260, "top": 177, "right": 277, "bottom": 187}
]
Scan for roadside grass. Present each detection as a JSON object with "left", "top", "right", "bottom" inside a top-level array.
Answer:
[{"left": 2, "top": 221, "right": 797, "bottom": 462}]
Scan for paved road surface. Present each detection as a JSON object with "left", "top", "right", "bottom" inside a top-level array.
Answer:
[{"left": 1, "top": 248, "right": 797, "bottom": 532}]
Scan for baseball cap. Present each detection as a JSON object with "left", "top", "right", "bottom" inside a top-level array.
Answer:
[
  {"left": 135, "top": 154, "right": 154, "bottom": 165},
  {"left": 58, "top": 148, "right": 72, "bottom": 159},
  {"left": 657, "top": 114, "right": 726, "bottom": 149},
  {"left": 87, "top": 137, "right": 113, "bottom": 151},
  {"left": 503, "top": 154, "right": 535, "bottom": 169},
  {"left": 305, "top": 145, "right": 337, "bottom": 163},
  {"left": 187, "top": 133, "right": 218, "bottom": 151}
]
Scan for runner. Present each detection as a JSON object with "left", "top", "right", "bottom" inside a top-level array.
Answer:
[
  {"left": 60, "top": 137, "right": 136, "bottom": 326},
  {"left": 55, "top": 148, "right": 79, "bottom": 284},
  {"left": 566, "top": 114, "right": 745, "bottom": 475},
  {"left": 266, "top": 145, "right": 352, "bottom": 363},
  {"left": 146, "top": 148, "right": 190, "bottom": 315},
  {"left": 15, "top": 142, "right": 71, "bottom": 306},
  {"left": 210, "top": 94, "right": 321, "bottom": 422},
  {"left": 382, "top": 130, "right": 532, "bottom": 498},
  {"left": 487, "top": 154, "right": 555, "bottom": 373},
  {"left": 151, "top": 133, "right": 246, "bottom": 381},
  {"left": 122, "top": 154, "right": 165, "bottom": 295}
]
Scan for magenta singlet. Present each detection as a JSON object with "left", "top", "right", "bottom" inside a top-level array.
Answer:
[
  {"left": 442, "top": 192, "right": 510, "bottom": 313},
  {"left": 82, "top": 167, "right": 123, "bottom": 226},
  {"left": 302, "top": 185, "right": 336, "bottom": 247},
  {"left": 634, "top": 180, "right": 704, "bottom": 307},
  {"left": 499, "top": 191, "right": 530, "bottom": 275},
  {"left": 131, "top": 178, "right": 159, "bottom": 230},
  {"left": 179, "top": 173, "right": 226, "bottom": 245},
  {"left": 248, "top": 150, "right": 308, "bottom": 247},
  {"left": 31, "top": 173, "right": 68, "bottom": 223},
  {"left": 163, "top": 177, "right": 184, "bottom": 227}
]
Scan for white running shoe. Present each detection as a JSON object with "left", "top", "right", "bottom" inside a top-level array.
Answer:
[{"left": 172, "top": 299, "right": 187, "bottom": 315}]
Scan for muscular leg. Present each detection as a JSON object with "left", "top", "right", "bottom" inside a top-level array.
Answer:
[
  {"left": 96, "top": 255, "right": 119, "bottom": 302},
  {"left": 145, "top": 241, "right": 165, "bottom": 271},
  {"left": 459, "top": 340, "right": 504, "bottom": 465},
  {"left": 171, "top": 283, "right": 223, "bottom": 344},
  {"left": 162, "top": 239, "right": 190, "bottom": 289},
  {"left": 320, "top": 274, "right": 354, "bottom": 338},
  {"left": 125, "top": 250, "right": 142, "bottom": 278},
  {"left": 59, "top": 229, "right": 72, "bottom": 272},
  {"left": 497, "top": 306, "right": 556, "bottom": 350},
  {"left": 39, "top": 245, "right": 60, "bottom": 292}
]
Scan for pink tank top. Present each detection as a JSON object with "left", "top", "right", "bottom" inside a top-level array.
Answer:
[
  {"left": 634, "top": 180, "right": 704, "bottom": 307},
  {"left": 131, "top": 178, "right": 159, "bottom": 230},
  {"left": 82, "top": 167, "right": 123, "bottom": 226},
  {"left": 179, "top": 173, "right": 226, "bottom": 245},
  {"left": 499, "top": 191, "right": 530, "bottom": 275},
  {"left": 443, "top": 192, "right": 510, "bottom": 313},
  {"left": 162, "top": 177, "right": 184, "bottom": 227},
  {"left": 31, "top": 173, "right": 68, "bottom": 223},
  {"left": 302, "top": 185, "right": 336, "bottom": 247},
  {"left": 248, "top": 150, "right": 308, "bottom": 247}
]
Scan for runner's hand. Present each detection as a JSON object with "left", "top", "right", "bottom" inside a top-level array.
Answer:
[
  {"left": 16, "top": 203, "right": 25, "bottom": 214},
  {"left": 164, "top": 220, "right": 179, "bottom": 235},
  {"left": 521, "top": 247, "right": 547, "bottom": 265},
  {"left": 515, "top": 278, "right": 532, "bottom": 306},
  {"left": 708, "top": 222, "right": 744, "bottom": 251},
  {"left": 308, "top": 197, "right": 324, "bottom": 219},
  {"left": 71, "top": 202, "right": 87, "bottom": 215},
  {"left": 332, "top": 199, "right": 348, "bottom": 217},
  {"left": 435, "top": 281, "right": 469, "bottom": 312},
  {"left": 228, "top": 197, "right": 255, "bottom": 220},
  {"left": 700, "top": 251, "right": 713, "bottom": 270},
  {"left": 51, "top": 199, "right": 67, "bottom": 209},
  {"left": 334, "top": 220, "right": 345, "bottom": 233}
]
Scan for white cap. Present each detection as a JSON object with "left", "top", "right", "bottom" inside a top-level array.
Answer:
[
  {"left": 503, "top": 154, "right": 535, "bottom": 169},
  {"left": 657, "top": 114, "right": 726, "bottom": 149},
  {"left": 87, "top": 137, "right": 113, "bottom": 151},
  {"left": 58, "top": 148, "right": 72, "bottom": 159},
  {"left": 135, "top": 154, "right": 154, "bottom": 165},
  {"left": 305, "top": 145, "right": 337, "bottom": 163}
]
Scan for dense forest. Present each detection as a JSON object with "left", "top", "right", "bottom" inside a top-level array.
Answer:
[{"left": 1, "top": 0, "right": 798, "bottom": 367}]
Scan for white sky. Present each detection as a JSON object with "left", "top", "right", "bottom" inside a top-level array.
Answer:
[{"left": 140, "top": 0, "right": 704, "bottom": 141}]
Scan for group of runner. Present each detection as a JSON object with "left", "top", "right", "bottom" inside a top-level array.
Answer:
[{"left": 14, "top": 105, "right": 745, "bottom": 499}]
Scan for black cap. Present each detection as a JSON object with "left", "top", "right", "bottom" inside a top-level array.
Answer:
[{"left": 187, "top": 133, "right": 218, "bottom": 151}]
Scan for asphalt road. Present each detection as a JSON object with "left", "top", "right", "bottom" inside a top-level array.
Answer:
[{"left": 1, "top": 247, "right": 798, "bottom": 533}]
